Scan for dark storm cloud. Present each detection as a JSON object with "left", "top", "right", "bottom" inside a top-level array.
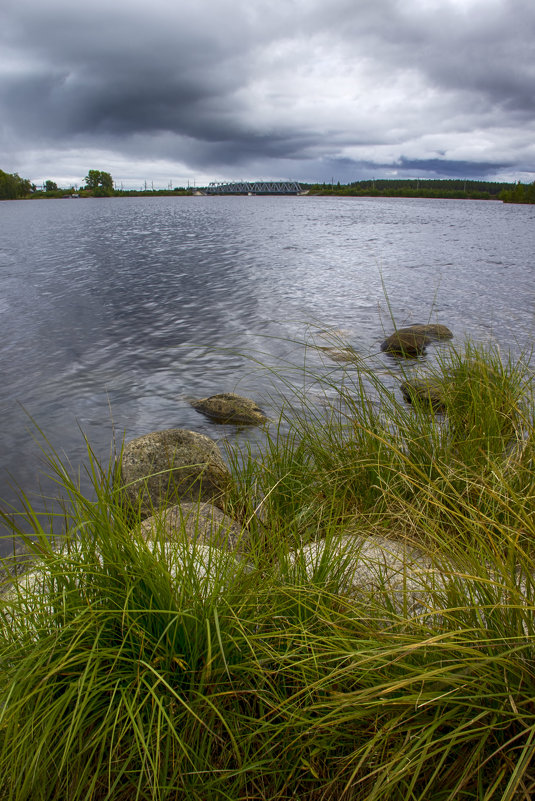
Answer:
[
  {"left": 1, "top": 0, "right": 534, "bottom": 185},
  {"left": 395, "top": 157, "right": 512, "bottom": 178}
]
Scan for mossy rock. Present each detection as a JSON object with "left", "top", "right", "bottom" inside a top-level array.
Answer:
[
  {"left": 403, "top": 324, "right": 453, "bottom": 341},
  {"left": 121, "top": 428, "right": 231, "bottom": 519},
  {"left": 381, "top": 330, "right": 431, "bottom": 357},
  {"left": 190, "top": 393, "right": 267, "bottom": 425},
  {"left": 138, "top": 502, "right": 246, "bottom": 552}
]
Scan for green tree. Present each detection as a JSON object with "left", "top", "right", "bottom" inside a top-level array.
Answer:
[
  {"left": 45, "top": 180, "right": 58, "bottom": 192},
  {"left": 0, "top": 169, "right": 31, "bottom": 200},
  {"left": 84, "top": 170, "right": 114, "bottom": 196}
]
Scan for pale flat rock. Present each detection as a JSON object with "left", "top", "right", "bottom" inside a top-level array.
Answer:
[
  {"left": 286, "top": 534, "right": 451, "bottom": 612},
  {"left": 316, "top": 346, "right": 361, "bottom": 363}
]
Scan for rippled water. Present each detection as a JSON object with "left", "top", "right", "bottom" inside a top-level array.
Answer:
[{"left": 1, "top": 195, "right": 534, "bottom": 550}]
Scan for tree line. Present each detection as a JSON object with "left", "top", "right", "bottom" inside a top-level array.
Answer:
[{"left": 305, "top": 178, "right": 533, "bottom": 201}]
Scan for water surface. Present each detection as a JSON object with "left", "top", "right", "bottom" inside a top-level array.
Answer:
[{"left": 1, "top": 195, "right": 534, "bottom": 551}]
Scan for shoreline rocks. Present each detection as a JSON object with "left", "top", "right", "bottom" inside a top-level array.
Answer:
[{"left": 286, "top": 534, "right": 452, "bottom": 613}]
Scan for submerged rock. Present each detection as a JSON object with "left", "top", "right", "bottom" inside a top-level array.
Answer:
[
  {"left": 317, "top": 346, "right": 361, "bottom": 363},
  {"left": 121, "top": 428, "right": 231, "bottom": 518},
  {"left": 400, "top": 376, "right": 448, "bottom": 411},
  {"left": 190, "top": 393, "right": 267, "bottom": 425},
  {"left": 138, "top": 502, "right": 246, "bottom": 552}
]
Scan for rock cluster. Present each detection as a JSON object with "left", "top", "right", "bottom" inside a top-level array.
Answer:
[{"left": 4, "top": 343, "right": 490, "bottom": 616}]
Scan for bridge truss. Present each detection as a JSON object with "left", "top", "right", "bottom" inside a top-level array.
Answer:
[{"left": 205, "top": 181, "right": 303, "bottom": 195}]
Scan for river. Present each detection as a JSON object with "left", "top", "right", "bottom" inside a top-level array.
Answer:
[{"left": 1, "top": 195, "right": 534, "bottom": 552}]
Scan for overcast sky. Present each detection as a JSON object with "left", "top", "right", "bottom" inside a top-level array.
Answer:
[{"left": 1, "top": 0, "right": 534, "bottom": 188}]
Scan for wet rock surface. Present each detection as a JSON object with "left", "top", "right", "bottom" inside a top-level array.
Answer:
[
  {"left": 381, "top": 329, "right": 432, "bottom": 357},
  {"left": 381, "top": 324, "right": 453, "bottom": 357},
  {"left": 402, "top": 324, "right": 453, "bottom": 341},
  {"left": 316, "top": 346, "right": 361, "bottom": 363}
]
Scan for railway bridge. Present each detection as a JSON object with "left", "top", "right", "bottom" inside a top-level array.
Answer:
[{"left": 204, "top": 181, "right": 304, "bottom": 195}]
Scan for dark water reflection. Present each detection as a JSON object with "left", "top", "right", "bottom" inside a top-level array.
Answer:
[{"left": 1, "top": 195, "right": 534, "bottom": 552}]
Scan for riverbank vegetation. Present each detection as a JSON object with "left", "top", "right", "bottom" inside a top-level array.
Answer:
[
  {"left": 499, "top": 182, "right": 535, "bottom": 204},
  {"left": 3, "top": 165, "right": 535, "bottom": 203},
  {"left": 0, "top": 169, "right": 32, "bottom": 200},
  {"left": 1, "top": 339, "right": 535, "bottom": 800}
]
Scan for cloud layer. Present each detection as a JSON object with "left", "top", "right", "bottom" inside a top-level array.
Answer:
[{"left": 1, "top": 0, "right": 534, "bottom": 186}]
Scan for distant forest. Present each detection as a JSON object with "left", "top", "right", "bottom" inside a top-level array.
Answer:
[{"left": 306, "top": 178, "right": 535, "bottom": 203}]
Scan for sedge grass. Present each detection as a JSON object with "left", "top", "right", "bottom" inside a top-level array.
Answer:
[{"left": 1, "top": 339, "right": 535, "bottom": 800}]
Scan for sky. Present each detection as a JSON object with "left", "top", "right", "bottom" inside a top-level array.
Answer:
[{"left": 1, "top": 0, "right": 535, "bottom": 189}]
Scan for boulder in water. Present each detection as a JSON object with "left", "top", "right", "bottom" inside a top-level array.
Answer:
[
  {"left": 121, "top": 428, "right": 231, "bottom": 518},
  {"left": 190, "top": 393, "right": 267, "bottom": 425},
  {"left": 381, "top": 330, "right": 431, "bottom": 357},
  {"left": 381, "top": 324, "right": 453, "bottom": 357},
  {"left": 403, "top": 324, "right": 453, "bottom": 341}
]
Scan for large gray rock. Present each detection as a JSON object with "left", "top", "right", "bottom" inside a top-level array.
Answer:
[
  {"left": 138, "top": 502, "right": 246, "bottom": 552},
  {"left": 121, "top": 429, "right": 231, "bottom": 518},
  {"left": 190, "top": 393, "right": 267, "bottom": 425},
  {"left": 1, "top": 540, "right": 249, "bottom": 608}
]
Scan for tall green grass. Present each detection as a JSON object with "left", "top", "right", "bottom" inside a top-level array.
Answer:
[{"left": 1, "top": 340, "right": 535, "bottom": 800}]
